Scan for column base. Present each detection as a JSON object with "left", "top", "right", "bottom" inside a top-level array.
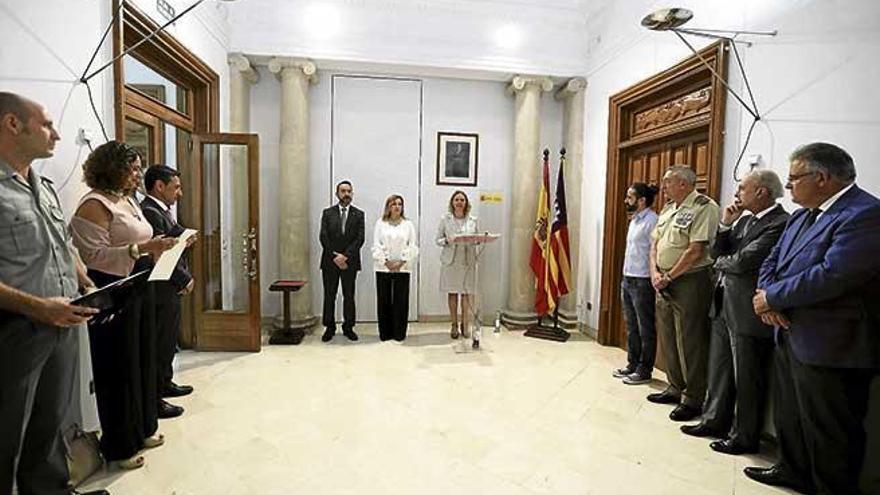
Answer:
[{"left": 501, "top": 309, "right": 538, "bottom": 330}]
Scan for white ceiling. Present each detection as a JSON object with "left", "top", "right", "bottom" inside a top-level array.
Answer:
[{"left": 226, "top": 0, "right": 619, "bottom": 77}]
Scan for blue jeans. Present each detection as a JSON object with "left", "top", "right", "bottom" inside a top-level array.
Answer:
[{"left": 620, "top": 276, "right": 656, "bottom": 374}]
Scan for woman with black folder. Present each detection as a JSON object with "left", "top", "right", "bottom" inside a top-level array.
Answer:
[{"left": 70, "top": 141, "right": 175, "bottom": 470}]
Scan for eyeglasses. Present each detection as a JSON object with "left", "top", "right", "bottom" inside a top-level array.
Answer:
[{"left": 786, "top": 171, "right": 817, "bottom": 184}]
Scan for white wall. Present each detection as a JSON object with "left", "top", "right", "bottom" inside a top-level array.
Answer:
[
  {"left": 0, "top": 0, "right": 232, "bottom": 215},
  {"left": 577, "top": 0, "right": 880, "bottom": 330},
  {"left": 252, "top": 68, "right": 564, "bottom": 319}
]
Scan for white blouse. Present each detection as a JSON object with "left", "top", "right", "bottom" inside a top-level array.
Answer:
[{"left": 372, "top": 218, "right": 419, "bottom": 273}]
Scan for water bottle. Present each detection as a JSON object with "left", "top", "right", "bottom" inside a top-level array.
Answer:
[{"left": 494, "top": 310, "right": 502, "bottom": 335}]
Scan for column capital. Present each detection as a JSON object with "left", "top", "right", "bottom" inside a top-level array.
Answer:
[
  {"left": 228, "top": 53, "right": 260, "bottom": 84},
  {"left": 507, "top": 75, "right": 554, "bottom": 95},
  {"left": 268, "top": 57, "right": 318, "bottom": 84},
  {"left": 555, "top": 77, "right": 587, "bottom": 100}
]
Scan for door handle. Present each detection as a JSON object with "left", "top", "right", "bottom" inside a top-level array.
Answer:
[{"left": 246, "top": 227, "right": 258, "bottom": 281}]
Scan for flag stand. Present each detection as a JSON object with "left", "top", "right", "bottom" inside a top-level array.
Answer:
[{"left": 524, "top": 305, "right": 570, "bottom": 342}]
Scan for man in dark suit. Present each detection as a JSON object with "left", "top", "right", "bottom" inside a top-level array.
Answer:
[
  {"left": 747, "top": 143, "right": 880, "bottom": 494},
  {"left": 680, "top": 170, "right": 789, "bottom": 457},
  {"left": 319, "top": 180, "right": 365, "bottom": 342},
  {"left": 141, "top": 165, "right": 196, "bottom": 419}
]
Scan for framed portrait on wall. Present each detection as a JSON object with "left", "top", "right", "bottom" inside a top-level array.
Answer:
[{"left": 436, "top": 131, "right": 478, "bottom": 186}]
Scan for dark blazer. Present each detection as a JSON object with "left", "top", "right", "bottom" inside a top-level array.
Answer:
[
  {"left": 711, "top": 204, "right": 789, "bottom": 337},
  {"left": 758, "top": 185, "right": 880, "bottom": 368},
  {"left": 319, "top": 204, "right": 365, "bottom": 271},
  {"left": 140, "top": 196, "right": 192, "bottom": 291}
]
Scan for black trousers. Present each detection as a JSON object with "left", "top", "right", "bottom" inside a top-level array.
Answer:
[
  {"left": 322, "top": 268, "right": 357, "bottom": 331},
  {"left": 701, "top": 312, "right": 773, "bottom": 447},
  {"left": 154, "top": 281, "right": 181, "bottom": 390},
  {"left": 88, "top": 269, "right": 158, "bottom": 462},
  {"left": 620, "top": 276, "right": 656, "bottom": 374},
  {"left": 0, "top": 318, "right": 78, "bottom": 495},
  {"left": 774, "top": 332, "right": 873, "bottom": 495},
  {"left": 376, "top": 272, "right": 410, "bottom": 341}
]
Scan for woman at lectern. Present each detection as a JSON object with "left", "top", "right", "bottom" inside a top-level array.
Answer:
[
  {"left": 372, "top": 194, "right": 419, "bottom": 341},
  {"left": 435, "top": 190, "right": 479, "bottom": 340},
  {"left": 70, "top": 141, "right": 175, "bottom": 470}
]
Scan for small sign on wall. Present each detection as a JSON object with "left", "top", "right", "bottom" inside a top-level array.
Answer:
[
  {"left": 479, "top": 192, "right": 503, "bottom": 203},
  {"left": 156, "top": 0, "right": 176, "bottom": 22}
]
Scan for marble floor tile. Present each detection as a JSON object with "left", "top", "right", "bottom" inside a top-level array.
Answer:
[{"left": 79, "top": 323, "right": 792, "bottom": 494}]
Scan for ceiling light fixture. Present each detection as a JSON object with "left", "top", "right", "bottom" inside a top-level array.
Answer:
[{"left": 640, "top": 7, "right": 777, "bottom": 179}]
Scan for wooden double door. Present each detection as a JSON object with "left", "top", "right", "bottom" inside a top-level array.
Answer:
[{"left": 598, "top": 41, "right": 728, "bottom": 365}]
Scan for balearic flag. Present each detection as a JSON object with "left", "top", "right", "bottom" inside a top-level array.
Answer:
[
  {"left": 530, "top": 150, "right": 552, "bottom": 315},
  {"left": 548, "top": 152, "right": 572, "bottom": 310}
]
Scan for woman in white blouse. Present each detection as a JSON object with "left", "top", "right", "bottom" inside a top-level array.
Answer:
[
  {"left": 372, "top": 194, "right": 419, "bottom": 341},
  {"left": 435, "top": 190, "right": 478, "bottom": 340}
]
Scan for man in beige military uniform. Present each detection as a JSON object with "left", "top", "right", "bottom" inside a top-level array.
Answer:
[{"left": 647, "top": 165, "right": 720, "bottom": 422}]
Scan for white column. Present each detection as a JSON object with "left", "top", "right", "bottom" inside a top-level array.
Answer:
[
  {"left": 555, "top": 77, "right": 587, "bottom": 327},
  {"left": 227, "top": 54, "right": 259, "bottom": 311},
  {"left": 268, "top": 57, "right": 318, "bottom": 330},
  {"left": 503, "top": 75, "right": 554, "bottom": 328}
]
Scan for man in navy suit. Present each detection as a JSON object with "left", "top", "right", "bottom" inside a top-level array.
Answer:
[
  {"left": 319, "top": 180, "right": 365, "bottom": 342},
  {"left": 746, "top": 143, "right": 880, "bottom": 494},
  {"left": 141, "top": 165, "right": 196, "bottom": 419}
]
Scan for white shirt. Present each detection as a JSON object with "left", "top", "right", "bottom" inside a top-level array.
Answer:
[
  {"left": 718, "top": 202, "right": 778, "bottom": 232},
  {"left": 816, "top": 183, "right": 856, "bottom": 220},
  {"left": 146, "top": 194, "right": 170, "bottom": 213},
  {"left": 372, "top": 218, "right": 419, "bottom": 273}
]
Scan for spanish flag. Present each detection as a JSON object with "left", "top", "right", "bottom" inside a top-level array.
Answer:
[
  {"left": 548, "top": 153, "right": 572, "bottom": 306},
  {"left": 530, "top": 150, "right": 552, "bottom": 315}
]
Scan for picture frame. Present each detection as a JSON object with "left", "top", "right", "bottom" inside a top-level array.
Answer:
[{"left": 436, "top": 131, "right": 478, "bottom": 186}]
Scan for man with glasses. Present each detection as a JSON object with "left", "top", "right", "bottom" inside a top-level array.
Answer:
[{"left": 746, "top": 143, "right": 880, "bottom": 494}]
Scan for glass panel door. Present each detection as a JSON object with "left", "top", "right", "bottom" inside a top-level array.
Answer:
[{"left": 190, "top": 133, "right": 260, "bottom": 351}]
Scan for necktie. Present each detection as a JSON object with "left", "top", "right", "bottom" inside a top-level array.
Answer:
[
  {"left": 340, "top": 207, "right": 348, "bottom": 235},
  {"left": 164, "top": 207, "right": 174, "bottom": 223},
  {"left": 796, "top": 208, "right": 821, "bottom": 241}
]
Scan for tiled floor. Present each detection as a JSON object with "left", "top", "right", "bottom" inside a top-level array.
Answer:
[{"left": 80, "top": 324, "right": 797, "bottom": 494}]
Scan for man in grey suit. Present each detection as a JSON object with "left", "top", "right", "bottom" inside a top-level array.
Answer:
[{"left": 681, "top": 170, "right": 789, "bottom": 456}]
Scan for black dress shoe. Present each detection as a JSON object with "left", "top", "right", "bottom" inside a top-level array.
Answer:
[
  {"left": 743, "top": 465, "right": 808, "bottom": 491},
  {"left": 342, "top": 329, "right": 359, "bottom": 341},
  {"left": 669, "top": 404, "right": 702, "bottom": 421},
  {"left": 321, "top": 328, "right": 336, "bottom": 342},
  {"left": 710, "top": 439, "right": 758, "bottom": 455},
  {"left": 158, "top": 400, "right": 184, "bottom": 419},
  {"left": 162, "top": 382, "right": 193, "bottom": 398},
  {"left": 680, "top": 423, "right": 725, "bottom": 438},
  {"left": 72, "top": 490, "right": 110, "bottom": 495},
  {"left": 646, "top": 390, "right": 680, "bottom": 405}
]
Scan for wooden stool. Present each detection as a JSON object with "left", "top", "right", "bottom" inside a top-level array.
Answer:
[{"left": 268, "top": 280, "right": 307, "bottom": 345}]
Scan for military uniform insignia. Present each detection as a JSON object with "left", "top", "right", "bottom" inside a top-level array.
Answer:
[{"left": 675, "top": 210, "right": 695, "bottom": 227}]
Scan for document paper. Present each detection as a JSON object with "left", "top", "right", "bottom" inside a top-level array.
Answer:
[{"left": 148, "top": 229, "right": 198, "bottom": 282}]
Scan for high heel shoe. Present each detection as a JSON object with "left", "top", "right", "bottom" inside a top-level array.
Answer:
[
  {"left": 115, "top": 455, "right": 145, "bottom": 470},
  {"left": 143, "top": 433, "right": 164, "bottom": 449},
  {"left": 461, "top": 322, "right": 470, "bottom": 339}
]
